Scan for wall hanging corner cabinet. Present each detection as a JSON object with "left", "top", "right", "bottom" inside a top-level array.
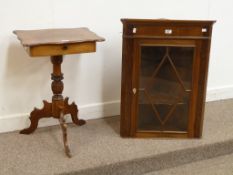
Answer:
[{"left": 120, "top": 19, "right": 215, "bottom": 138}]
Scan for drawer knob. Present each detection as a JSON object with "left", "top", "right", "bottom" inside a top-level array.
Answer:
[
  {"left": 165, "top": 29, "right": 172, "bottom": 34},
  {"left": 62, "top": 45, "right": 68, "bottom": 50}
]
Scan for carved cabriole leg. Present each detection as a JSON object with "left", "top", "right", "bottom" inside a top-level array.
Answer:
[
  {"left": 59, "top": 108, "right": 72, "bottom": 158},
  {"left": 20, "top": 100, "right": 52, "bottom": 134},
  {"left": 63, "top": 97, "right": 86, "bottom": 126}
]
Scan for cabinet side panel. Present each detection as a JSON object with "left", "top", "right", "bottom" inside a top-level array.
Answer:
[
  {"left": 120, "top": 31, "right": 134, "bottom": 137},
  {"left": 194, "top": 26, "right": 213, "bottom": 137}
]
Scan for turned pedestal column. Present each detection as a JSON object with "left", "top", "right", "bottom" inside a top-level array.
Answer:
[{"left": 20, "top": 56, "right": 85, "bottom": 135}]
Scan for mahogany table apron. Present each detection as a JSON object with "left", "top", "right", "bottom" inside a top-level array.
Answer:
[{"left": 13, "top": 28, "right": 105, "bottom": 157}]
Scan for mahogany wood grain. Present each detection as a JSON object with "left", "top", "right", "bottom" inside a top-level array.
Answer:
[{"left": 120, "top": 19, "right": 215, "bottom": 138}]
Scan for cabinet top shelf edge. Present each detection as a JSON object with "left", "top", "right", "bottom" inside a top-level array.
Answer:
[{"left": 121, "top": 19, "right": 216, "bottom": 26}]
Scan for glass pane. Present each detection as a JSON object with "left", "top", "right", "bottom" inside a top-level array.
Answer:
[
  {"left": 170, "top": 47, "right": 194, "bottom": 90},
  {"left": 138, "top": 91, "right": 161, "bottom": 130},
  {"left": 137, "top": 46, "right": 194, "bottom": 132}
]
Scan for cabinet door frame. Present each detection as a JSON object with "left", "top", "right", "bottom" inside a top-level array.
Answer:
[{"left": 131, "top": 39, "right": 202, "bottom": 138}]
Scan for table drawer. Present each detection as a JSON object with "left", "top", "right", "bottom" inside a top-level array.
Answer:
[{"left": 26, "top": 42, "right": 96, "bottom": 57}]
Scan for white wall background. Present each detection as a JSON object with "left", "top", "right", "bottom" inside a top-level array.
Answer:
[{"left": 0, "top": 0, "right": 233, "bottom": 132}]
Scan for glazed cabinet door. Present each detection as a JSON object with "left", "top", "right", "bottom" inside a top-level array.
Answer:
[{"left": 132, "top": 39, "right": 201, "bottom": 137}]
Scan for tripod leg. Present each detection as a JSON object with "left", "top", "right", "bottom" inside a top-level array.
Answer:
[
  {"left": 64, "top": 97, "right": 86, "bottom": 126},
  {"left": 20, "top": 100, "right": 52, "bottom": 134},
  {"left": 59, "top": 110, "right": 72, "bottom": 158}
]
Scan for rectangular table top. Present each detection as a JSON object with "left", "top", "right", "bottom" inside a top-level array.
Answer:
[
  {"left": 13, "top": 27, "right": 105, "bottom": 47},
  {"left": 13, "top": 27, "right": 105, "bottom": 57}
]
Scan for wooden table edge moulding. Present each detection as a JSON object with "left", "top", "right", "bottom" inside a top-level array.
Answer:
[{"left": 13, "top": 27, "right": 105, "bottom": 157}]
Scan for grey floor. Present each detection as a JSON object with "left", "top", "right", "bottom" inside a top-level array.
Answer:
[
  {"left": 0, "top": 99, "right": 233, "bottom": 175},
  {"left": 145, "top": 153, "right": 233, "bottom": 175}
]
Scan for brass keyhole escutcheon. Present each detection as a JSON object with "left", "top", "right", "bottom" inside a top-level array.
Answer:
[
  {"left": 132, "top": 28, "right": 137, "bottom": 34},
  {"left": 133, "top": 88, "right": 137, "bottom": 94}
]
